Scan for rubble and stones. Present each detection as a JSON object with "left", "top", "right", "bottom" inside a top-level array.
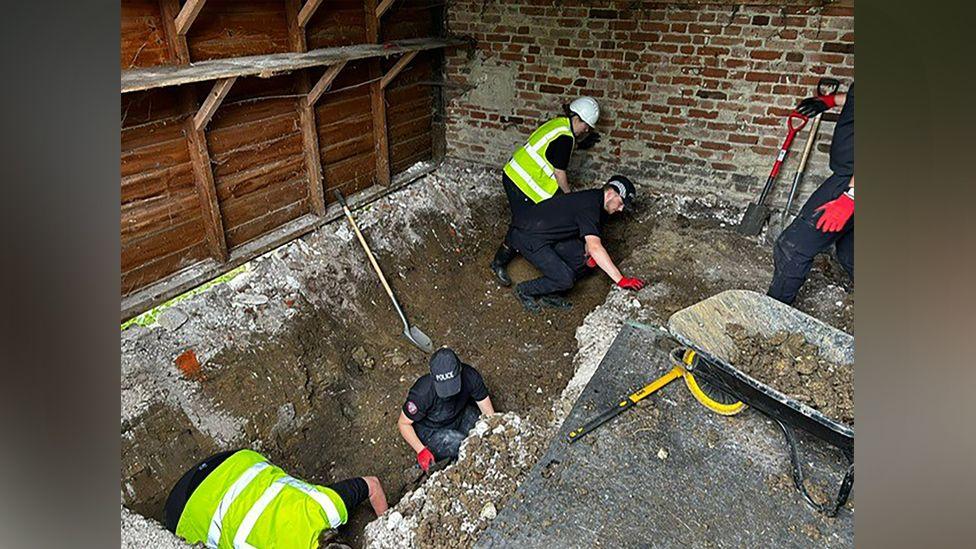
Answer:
[{"left": 364, "top": 413, "right": 547, "bottom": 548}]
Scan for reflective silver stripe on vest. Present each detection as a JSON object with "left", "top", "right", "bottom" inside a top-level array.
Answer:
[
  {"left": 524, "top": 126, "right": 570, "bottom": 179},
  {"left": 278, "top": 476, "right": 342, "bottom": 527},
  {"left": 232, "top": 475, "right": 343, "bottom": 548},
  {"left": 206, "top": 462, "right": 270, "bottom": 548},
  {"left": 507, "top": 159, "right": 550, "bottom": 200}
]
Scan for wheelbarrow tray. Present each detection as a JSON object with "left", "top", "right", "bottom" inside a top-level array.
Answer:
[{"left": 667, "top": 289, "right": 854, "bottom": 454}]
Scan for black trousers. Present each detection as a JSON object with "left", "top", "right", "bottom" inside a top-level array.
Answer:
[
  {"left": 413, "top": 404, "right": 481, "bottom": 460},
  {"left": 507, "top": 229, "right": 589, "bottom": 296},
  {"left": 501, "top": 174, "right": 565, "bottom": 250},
  {"left": 768, "top": 173, "right": 854, "bottom": 305},
  {"left": 503, "top": 174, "right": 534, "bottom": 219}
]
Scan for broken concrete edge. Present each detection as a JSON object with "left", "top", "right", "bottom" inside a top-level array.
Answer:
[
  {"left": 120, "top": 159, "right": 442, "bottom": 323},
  {"left": 122, "top": 264, "right": 251, "bottom": 331}
]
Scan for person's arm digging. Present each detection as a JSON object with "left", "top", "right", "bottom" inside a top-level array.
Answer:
[
  {"left": 475, "top": 396, "right": 495, "bottom": 416},
  {"left": 363, "top": 475, "right": 389, "bottom": 515},
  {"left": 397, "top": 412, "right": 434, "bottom": 473},
  {"left": 585, "top": 235, "right": 644, "bottom": 291}
]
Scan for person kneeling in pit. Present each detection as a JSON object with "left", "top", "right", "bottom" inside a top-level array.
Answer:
[
  {"left": 398, "top": 347, "right": 495, "bottom": 472},
  {"left": 164, "top": 448, "right": 388, "bottom": 548},
  {"left": 507, "top": 174, "right": 646, "bottom": 313}
]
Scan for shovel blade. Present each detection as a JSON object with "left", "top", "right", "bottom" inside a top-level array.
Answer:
[
  {"left": 405, "top": 325, "right": 435, "bottom": 353},
  {"left": 737, "top": 202, "right": 771, "bottom": 236}
]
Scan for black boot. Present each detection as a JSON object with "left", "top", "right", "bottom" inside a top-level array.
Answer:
[
  {"left": 514, "top": 284, "right": 541, "bottom": 314},
  {"left": 490, "top": 243, "right": 517, "bottom": 287},
  {"left": 539, "top": 294, "right": 572, "bottom": 310}
]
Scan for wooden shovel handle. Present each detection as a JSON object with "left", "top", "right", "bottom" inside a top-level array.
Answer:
[
  {"left": 795, "top": 114, "right": 823, "bottom": 175},
  {"left": 335, "top": 191, "right": 400, "bottom": 309}
]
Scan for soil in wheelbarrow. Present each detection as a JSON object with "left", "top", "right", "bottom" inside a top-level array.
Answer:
[{"left": 726, "top": 323, "right": 854, "bottom": 426}]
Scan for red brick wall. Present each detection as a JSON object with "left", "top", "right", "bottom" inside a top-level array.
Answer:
[{"left": 443, "top": 1, "right": 854, "bottom": 207}]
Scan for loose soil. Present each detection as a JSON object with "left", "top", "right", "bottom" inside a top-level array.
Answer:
[
  {"left": 120, "top": 160, "right": 854, "bottom": 547},
  {"left": 727, "top": 323, "right": 854, "bottom": 425}
]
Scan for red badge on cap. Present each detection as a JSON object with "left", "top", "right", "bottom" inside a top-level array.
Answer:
[{"left": 406, "top": 401, "right": 418, "bottom": 415}]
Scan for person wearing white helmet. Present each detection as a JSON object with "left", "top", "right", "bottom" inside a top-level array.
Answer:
[{"left": 490, "top": 96, "right": 603, "bottom": 286}]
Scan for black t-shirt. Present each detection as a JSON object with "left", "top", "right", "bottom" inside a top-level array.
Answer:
[
  {"left": 512, "top": 189, "right": 605, "bottom": 246},
  {"left": 403, "top": 365, "right": 489, "bottom": 429},
  {"left": 829, "top": 82, "right": 854, "bottom": 177},
  {"left": 545, "top": 134, "right": 573, "bottom": 171}
]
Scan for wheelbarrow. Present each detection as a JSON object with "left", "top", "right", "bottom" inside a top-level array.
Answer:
[{"left": 667, "top": 289, "right": 854, "bottom": 516}]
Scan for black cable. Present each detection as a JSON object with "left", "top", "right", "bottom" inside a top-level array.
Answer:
[{"left": 776, "top": 419, "right": 854, "bottom": 517}]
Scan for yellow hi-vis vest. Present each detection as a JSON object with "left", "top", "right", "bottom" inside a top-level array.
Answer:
[
  {"left": 175, "top": 449, "right": 348, "bottom": 549},
  {"left": 503, "top": 117, "right": 575, "bottom": 203}
]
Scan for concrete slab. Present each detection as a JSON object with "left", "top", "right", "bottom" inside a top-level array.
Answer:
[{"left": 476, "top": 323, "right": 853, "bottom": 548}]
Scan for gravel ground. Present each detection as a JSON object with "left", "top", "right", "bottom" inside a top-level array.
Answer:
[{"left": 120, "top": 506, "right": 191, "bottom": 548}]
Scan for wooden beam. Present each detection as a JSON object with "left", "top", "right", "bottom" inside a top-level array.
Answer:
[
  {"left": 192, "top": 77, "right": 236, "bottom": 131},
  {"left": 285, "top": 0, "right": 326, "bottom": 216},
  {"left": 307, "top": 61, "right": 346, "bottom": 105},
  {"left": 375, "top": 0, "right": 398, "bottom": 18},
  {"left": 158, "top": 0, "right": 190, "bottom": 63},
  {"left": 121, "top": 37, "right": 463, "bottom": 93},
  {"left": 284, "top": 0, "right": 309, "bottom": 52},
  {"left": 297, "top": 98, "right": 326, "bottom": 215},
  {"left": 368, "top": 73, "right": 390, "bottom": 186},
  {"left": 181, "top": 91, "right": 229, "bottom": 263},
  {"left": 175, "top": 0, "right": 207, "bottom": 35},
  {"left": 298, "top": 0, "right": 326, "bottom": 28},
  {"left": 160, "top": 0, "right": 227, "bottom": 262},
  {"left": 365, "top": 0, "right": 390, "bottom": 186},
  {"left": 380, "top": 50, "right": 418, "bottom": 89}
]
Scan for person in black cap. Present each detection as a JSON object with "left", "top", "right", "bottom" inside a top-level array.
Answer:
[
  {"left": 397, "top": 347, "right": 495, "bottom": 472},
  {"left": 505, "top": 175, "right": 646, "bottom": 312}
]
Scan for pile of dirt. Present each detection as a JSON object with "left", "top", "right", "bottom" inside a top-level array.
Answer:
[
  {"left": 726, "top": 323, "right": 854, "bottom": 425},
  {"left": 363, "top": 413, "right": 548, "bottom": 548}
]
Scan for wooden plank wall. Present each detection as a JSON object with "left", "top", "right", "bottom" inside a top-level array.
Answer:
[
  {"left": 383, "top": 0, "right": 440, "bottom": 173},
  {"left": 315, "top": 60, "right": 377, "bottom": 198},
  {"left": 205, "top": 75, "right": 308, "bottom": 249},
  {"left": 120, "top": 0, "right": 444, "bottom": 307},
  {"left": 121, "top": 87, "right": 210, "bottom": 294}
]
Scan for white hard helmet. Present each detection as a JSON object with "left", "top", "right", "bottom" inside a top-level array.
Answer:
[{"left": 569, "top": 96, "right": 600, "bottom": 127}]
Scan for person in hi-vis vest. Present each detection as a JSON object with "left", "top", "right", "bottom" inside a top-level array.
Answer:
[
  {"left": 164, "top": 449, "right": 388, "bottom": 548},
  {"left": 490, "top": 96, "right": 602, "bottom": 287}
]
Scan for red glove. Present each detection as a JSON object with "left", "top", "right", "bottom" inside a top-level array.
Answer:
[
  {"left": 617, "top": 276, "right": 646, "bottom": 291},
  {"left": 796, "top": 95, "right": 837, "bottom": 117},
  {"left": 585, "top": 256, "right": 597, "bottom": 268},
  {"left": 417, "top": 447, "right": 434, "bottom": 473},
  {"left": 814, "top": 192, "right": 854, "bottom": 232}
]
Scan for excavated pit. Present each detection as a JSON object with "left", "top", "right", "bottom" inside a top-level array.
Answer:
[{"left": 120, "top": 159, "right": 853, "bottom": 547}]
